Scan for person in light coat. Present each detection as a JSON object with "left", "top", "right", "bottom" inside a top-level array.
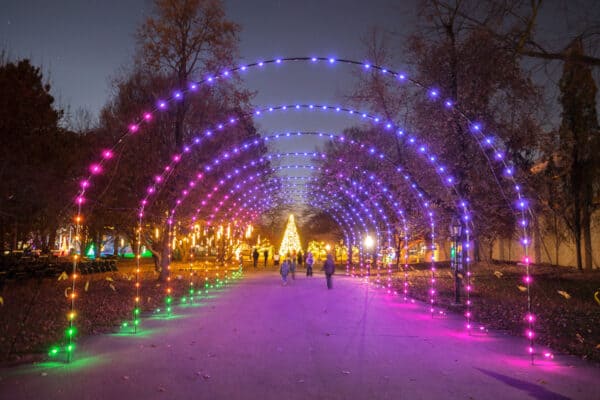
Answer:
[{"left": 305, "top": 251, "right": 314, "bottom": 277}]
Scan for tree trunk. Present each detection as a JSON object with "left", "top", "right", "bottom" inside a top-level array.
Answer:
[
  {"left": 574, "top": 203, "right": 583, "bottom": 270},
  {"left": 80, "top": 229, "right": 88, "bottom": 257},
  {"left": 0, "top": 221, "right": 5, "bottom": 254},
  {"left": 582, "top": 207, "right": 593, "bottom": 270},
  {"left": 12, "top": 220, "right": 17, "bottom": 251},
  {"left": 533, "top": 218, "right": 542, "bottom": 265},
  {"left": 94, "top": 231, "right": 102, "bottom": 259},
  {"left": 583, "top": 179, "right": 594, "bottom": 269},
  {"left": 158, "top": 225, "right": 171, "bottom": 282},
  {"left": 554, "top": 214, "right": 560, "bottom": 266},
  {"left": 113, "top": 233, "right": 119, "bottom": 257}
]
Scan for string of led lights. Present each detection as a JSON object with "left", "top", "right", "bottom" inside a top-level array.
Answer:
[{"left": 65, "top": 55, "right": 537, "bottom": 361}]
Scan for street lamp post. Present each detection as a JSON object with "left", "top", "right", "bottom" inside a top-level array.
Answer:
[
  {"left": 364, "top": 235, "right": 374, "bottom": 277},
  {"left": 451, "top": 219, "right": 463, "bottom": 304}
]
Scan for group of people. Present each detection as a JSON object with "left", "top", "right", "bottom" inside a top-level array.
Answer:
[
  {"left": 249, "top": 247, "right": 336, "bottom": 289},
  {"left": 279, "top": 251, "right": 335, "bottom": 289},
  {"left": 252, "top": 248, "right": 269, "bottom": 268}
]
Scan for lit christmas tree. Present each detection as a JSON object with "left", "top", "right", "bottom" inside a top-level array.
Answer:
[{"left": 279, "top": 214, "right": 301, "bottom": 256}]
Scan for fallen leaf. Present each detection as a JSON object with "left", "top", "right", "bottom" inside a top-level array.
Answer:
[
  {"left": 58, "top": 271, "right": 68, "bottom": 281},
  {"left": 494, "top": 271, "right": 503, "bottom": 278},
  {"left": 298, "top": 379, "right": 305, "bottom": 383},
  {"left": 342, "top": 370, "right": 351, "bottom": 375},
  {"left": 0, "top": 296, "right": 3, "bottom": 306},
  {"left": 517, "top": 285, "right": 527, "bottom": 292},
  {"left": 122, "top": 376, "right": 129, "bottom": 380},
  {"left": 157, "top": 387, "right": 165, "bottom": 392},
  {"left": 557, "top": 290, "right": 571, "bottom": 299},
  {"left": 105, "top": 277, "right": 114, "bottom": 282},
  {"left": 41, "top": 372, "right": 48, "bottom": 376},
  {"left": 202, "top": 374, "right": 211, "bottom": 380},
  {"left": 594, "top": 291, "right": 600, "bottom": 306},
  {"left": 576, "top": 333, "right": 584, "bottom": 343},
  {"left": 84, "top": 280, "right": 90, "bottom": 292},
  {"left": 595, "top": 344, "right": 600, "bottom": 349},
  {"left": 109, "top": 284, "right": 116, "bottom": 292}
]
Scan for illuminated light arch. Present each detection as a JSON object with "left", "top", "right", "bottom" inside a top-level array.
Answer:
[
  {"left": 223, "top": 178, "right": 390, "bottom": 265},
  {"left": 71, "top": 105, "right": 473, "bottom": 344},
  {"left": 219, "top": 176, "right": 371, "bottom": 266},
  {"left": 227, "top": 191, "right": 414, "bottom": 296},
  {"left": 127, "top": 103, "right": 485, "bottom": 327},
  {"left": 194, "top": 164, "right": 385, "bottom": 246},
  {"left": 66, "top": 56, "right": 536, "bottom": 360},
  {"left": 131, "top": 106, "right": 474, "bottom": 314},
  {"left": 233, "top": 190, "right": 370, "bottom": 278},
  {"left": 162, "top": 140, "right": 439, "bottom": 304},
  {"left": 155, "top": 131, "right": 443, "bottom": 301},
  {"left": 183, "top": 161, "right": 422, "bottom": 295},
  {"left": 225, "top": 182, "right": 406, "bottom": 291},
  {"left": 218, "top": 182, "right": 380, "bottom": 278}
]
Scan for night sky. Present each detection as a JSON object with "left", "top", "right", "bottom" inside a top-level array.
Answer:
[{"left": 2, "top": 1, "right": 598, "bottom": 136}]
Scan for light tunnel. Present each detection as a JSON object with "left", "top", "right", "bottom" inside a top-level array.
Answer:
[{"left": 61, "top": 55, "right": 537, "bottom": 362}]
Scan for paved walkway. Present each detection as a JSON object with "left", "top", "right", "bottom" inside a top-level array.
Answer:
[{"left": 1, "top": 270, "right": 599, "bottom": 399}]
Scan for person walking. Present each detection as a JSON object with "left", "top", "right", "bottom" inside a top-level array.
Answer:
[
  {"left": 305, "top": 251, "right": 314, "bottom": 277},
  {"left": 322, "top": 253, "right": 335, "bottom": 289},
  {"left": 263, "top": 249, "right": 269, "bottom": 267},
  {"left": 297, "top": 250, "right": 303, "bottom": 268},
  {"left": 273, "top": 253, "right": 280, "bottom": 267},
  {"left": 290, "top": 250, "right": 297, "bottom": 280},
  {"left": 280, "top": 258, "right": 290, "bottom": 285},
  {"left": 252, "top": 248, "right": 259, "bottom": 268}
]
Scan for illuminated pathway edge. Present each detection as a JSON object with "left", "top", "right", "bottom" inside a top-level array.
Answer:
[{"left": 1, "top": 271, "right": 598, "bottom": 400}]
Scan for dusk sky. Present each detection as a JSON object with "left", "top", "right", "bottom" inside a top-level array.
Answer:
[
  {"left": 2, "top": 1, "right": 410, "bottom": 132},
  {"left": 2, "top": 0, "right": 598, "bottom": 135}
]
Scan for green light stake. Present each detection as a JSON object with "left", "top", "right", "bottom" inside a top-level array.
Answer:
[
  {"left": 166, "top": 295, "right": 172, "bottom": 316},
  {"left": 189, "top": 254, "right": 195, "bottom": 303},
  {"left": 132, "top": 217, "right": 144, "bottom": 334},
  {"left": 48, "top": 346, "right": 60, "bottom": 357}
]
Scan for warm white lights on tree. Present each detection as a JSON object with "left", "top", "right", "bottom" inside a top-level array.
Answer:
[{"left": 279, "top": 214, "right": 301, "bottom": 256}]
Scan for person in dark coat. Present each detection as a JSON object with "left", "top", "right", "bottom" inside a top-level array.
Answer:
[
  {"left": 252, "top": 248, "right": 259, "bottom": 268},
  {"left": 297, "top": 250, "right": 303, "bottom": 267},
  {"left": 280, "top": 258, "right": 290, "bottom": 285},
  {"left": 263, "top": 249, "right": 269, "bottom": 267},
  {"left": 322, "top": 253, "right": 335, "bottom": 289},
  {"left": 290, "top": 250, "right": 297, "bottom": 279}
]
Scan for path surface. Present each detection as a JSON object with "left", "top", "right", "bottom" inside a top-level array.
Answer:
[{"left": 1, "top": 270, "right": 599, "bottom": 399}]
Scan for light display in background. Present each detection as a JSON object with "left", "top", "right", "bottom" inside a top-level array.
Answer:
[{"left": 279, "top": 214, "right": 302, "bottom": 256}]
